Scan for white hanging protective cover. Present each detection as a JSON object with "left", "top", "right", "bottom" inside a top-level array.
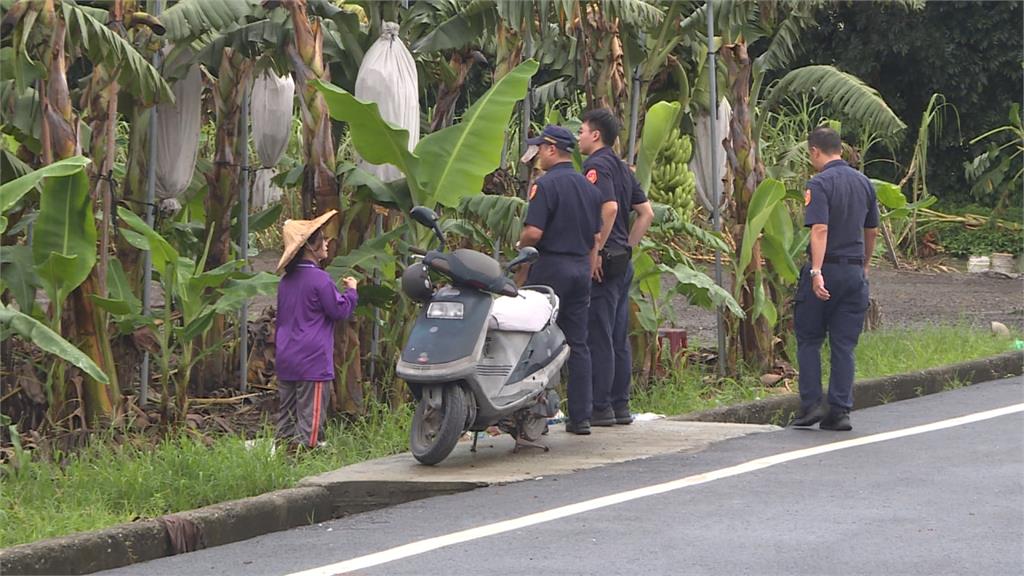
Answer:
[
  {"left": 154, "top": 53, "right": 202, "bottom": 200},
  {"left": 354, "top": 21, "right": 420, "bottom": 183},
  {"left": 252, "top": 69, "right": 295, "bottom": 169},
  {"left": 690, "top": 98, "right": 733, "bottom": 212},
  {"left": 251, "top": 168, "right": 284, "bottom": 211}
]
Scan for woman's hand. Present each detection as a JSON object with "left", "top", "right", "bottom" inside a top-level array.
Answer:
[{"left": 343, "top": 276, "right": 358, "bottom": 291}]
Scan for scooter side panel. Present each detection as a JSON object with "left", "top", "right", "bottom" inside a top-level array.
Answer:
[{"left": 505, "top": 324, "right": 567, "bottom": 384}]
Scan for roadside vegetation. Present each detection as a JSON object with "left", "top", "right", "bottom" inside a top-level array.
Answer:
[{"left": 2, "top": 323, "right": 1016, "bottom": 548}]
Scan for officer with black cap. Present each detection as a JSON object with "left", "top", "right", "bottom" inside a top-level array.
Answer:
[
  {"left": 791, "top": 126, "right": 879, "bottom": 432},
  {"left": 577, "top": 109, "right": 655, "bottom": 427},
  {"left": 518, "top": 125, "right": 616, "bottom": 435}
]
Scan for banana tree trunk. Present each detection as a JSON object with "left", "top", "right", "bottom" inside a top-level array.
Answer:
[
  {"left": 721, "top": 41, "right": 773, "bottom": 372},
  {"left": 199, "top": 48, "right": 253, "bottom": 393},
  {"left": 285, "top": 0, "right": 363, "bottom": 415},
  {"left": 39, "top": 0, "right": 117, "bottom": 423},
  {"left": 79, "top": 0, "right": 131, "bottom": 420}
]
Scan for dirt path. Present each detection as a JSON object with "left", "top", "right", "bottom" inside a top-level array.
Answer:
[{"left": 670, "top": 262, "right": 1023, "bottom": 346}]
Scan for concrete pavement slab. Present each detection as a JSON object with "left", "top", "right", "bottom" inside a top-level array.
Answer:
[{"left": 299, "top": 419, "right": 778, "bottom": 516}]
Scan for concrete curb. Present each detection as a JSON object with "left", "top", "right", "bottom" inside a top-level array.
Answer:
[
  {"left": 3, "top": 352, "right": 1020, "bottom": 575},
  {"left": 0, "top": 487, "right": 333, "bottom": 576},
  {"left": 674, "top": 351, "right": 1024, "bottom": 425}
]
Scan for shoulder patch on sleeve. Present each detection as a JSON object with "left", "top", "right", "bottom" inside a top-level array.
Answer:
[
  {"left": 529, "top": 184, "right": 538, "bottom": 200},
  {"left": 585, "top": 169, "right": 598, "bottom": 184},
  {"left": 804, "top": 189, "right": 812, "bottom": 206}
]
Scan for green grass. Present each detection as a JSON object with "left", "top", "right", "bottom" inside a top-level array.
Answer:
[
  {"left": 1, "top": 324, "right": 1017, "bottom": 548},
  {"left": 634, "top": 323, "right": 1018, "bottom": 418},
  {"left": 0, "top": 402, "right": 412, "bottom": 548},
  {"left": 850, "top": 323, "right": 1017, "bottom": 380}
]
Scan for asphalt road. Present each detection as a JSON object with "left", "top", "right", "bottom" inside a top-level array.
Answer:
[{"left": 101, "top": 377, "right": 1024, "bottom": 576}]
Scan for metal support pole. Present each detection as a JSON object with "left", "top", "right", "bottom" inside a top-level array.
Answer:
[
  {"left": 707, "top": 0, "right": 726, "bottom": 377},
  {"left": 140, "top": 0, "right": 163, "bottom": 406},
  {"left": 238, "top": 79, "right": 251, "bottom": 393},
  {"left": 627, "top": 34, "right": 645, "bottom": 165},
  {"left": 519, "top": 10, "right": 533, "bottom": 199},
  {"left": 370, "top": 213, "right": 383, "bottom": 384}
]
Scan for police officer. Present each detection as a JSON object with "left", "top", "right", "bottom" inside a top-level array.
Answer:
[
  {"left": 518, "top": 125, "right": 615, "bottom": 435},
  {"left": 791, "top": 126, "right": 879, "bottom": 431},
  {"left": 577, "top": 109, "right": 655, "bottom": 427}
]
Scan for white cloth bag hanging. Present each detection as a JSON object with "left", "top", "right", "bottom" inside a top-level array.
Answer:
[
  {"left": 690, "top": 98, "right": 733, "bottom": 212},
  {"left": 250, "top": 70, "right": 294, "bottom": 209},
  {"left": 354, "top": 21, "right": 420, "bottom": 183},
  {"left": 154, "top": 52, "right": 202, "bottom": 201}
]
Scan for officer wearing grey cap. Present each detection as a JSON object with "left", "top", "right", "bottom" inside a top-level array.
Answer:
[{"left": 518, "top": 125, "right": 616, "bottom": 435}]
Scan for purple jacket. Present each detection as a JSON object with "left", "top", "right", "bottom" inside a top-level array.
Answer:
[{"left": 275, "top": 262, "right": 358, "bottom": 382}]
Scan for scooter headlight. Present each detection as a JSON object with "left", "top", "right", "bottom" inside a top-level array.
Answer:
[{"left": 426, "top": 302, "right": 464, "bottom": 319}]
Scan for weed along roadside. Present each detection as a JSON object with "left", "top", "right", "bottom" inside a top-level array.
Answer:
[{"left": 2, "top": 343, "right": 1022, "bottom": 575}]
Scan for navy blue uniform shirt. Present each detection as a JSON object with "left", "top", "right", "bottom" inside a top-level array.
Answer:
[
  {"left": 804, "top": 159, "right": 880, "bottom": 258},
  {"left": 524, "top": 162, "right": 607, "bottom": 257},
  {"left": 582, "top": 147, "right": 647, "bottom": 249}
]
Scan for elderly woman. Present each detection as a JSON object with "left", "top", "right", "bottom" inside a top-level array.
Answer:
[{"left": 275, "top": 210, "right": 358, "bottom": 449}]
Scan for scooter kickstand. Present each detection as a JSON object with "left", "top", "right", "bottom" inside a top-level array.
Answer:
[{"left": 471, "top": 432, "right": 479, "bottom": 453}]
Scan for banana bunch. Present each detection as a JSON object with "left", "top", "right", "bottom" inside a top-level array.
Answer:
[{"left": 649, "top": 128, "right": 696, "bottom": 220}]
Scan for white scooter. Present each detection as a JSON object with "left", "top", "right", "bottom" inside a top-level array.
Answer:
[{"left": 397, "top": 207, "right": 569, "bottom": 465}]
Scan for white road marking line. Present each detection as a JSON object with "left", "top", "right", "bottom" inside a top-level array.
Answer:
[{"left": 286, "top": 403, "right": 1024, "bottom": 576}]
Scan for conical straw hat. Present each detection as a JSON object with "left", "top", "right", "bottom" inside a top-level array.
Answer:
[{"left": 276, "top": 209, "right": 338, "bottom": 273}]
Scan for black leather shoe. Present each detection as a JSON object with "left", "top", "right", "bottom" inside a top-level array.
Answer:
[
  {"left": 819, "top": 409, "right": 852, "bottom": 431},
  {"left": 591, "top": 407, "right": 616, "bottom": 427},
  {"left": 566, "top": 420, "right": 591, "bottom": 435},
  {"left": 614, "top": 407, "right": 634, "bottom": 425},
  {"left": 790, "top": 403, "right": 829, "bottom": 427}
]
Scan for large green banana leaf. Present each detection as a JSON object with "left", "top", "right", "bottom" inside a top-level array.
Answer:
[
  {"left": 313, "top": 80, "right": 425, "bottom": 204},
  {"left": 0, "top": 303, "right": 109, "bottom": 385},
  {"left": 31, "top": 170, "right": 96, "bottom": 305},
  {"left": 0, "top": 156, "right": 91, "bottom": 233},
  {"left": 416, "top": 59, "right": 538, "bottom": 208},
  {"left": 635, "top": 101, "right": 681, "bottom": 192},
  {"left": 660, "top": 263, "right": 745, "bottom": 319},
  {"left": 737, "top": 178, "right": 786, "bottom": 278},
  {"left": 766, "top": 65, "right": 906, "bottom": 137}
]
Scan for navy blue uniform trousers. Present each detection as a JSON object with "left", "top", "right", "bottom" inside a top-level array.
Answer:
[
  {"left": 588, "top": 262, "right": 634, "bottom": 412},
  {"left": 793, "top": 263, "right": 869, "bottom": 412},
  {"left": 528, "top": 254, "right": 593, "bottom": 423}
]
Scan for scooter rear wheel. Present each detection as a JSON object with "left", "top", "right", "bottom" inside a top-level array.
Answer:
[{"left": 410, "top": 384, "right": 468, "bottom": 465}]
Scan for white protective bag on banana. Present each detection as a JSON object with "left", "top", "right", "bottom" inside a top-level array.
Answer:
[
  {"left": 690, "top": 98, "right": 732, "bottom": 212},
  {"left": 154, "top": 48, "right": 202, "bottom": 208},
  {"left": 251, "top": 69, "right": 294, "bottom": 210},
  {"left": 354, "top": 21, "right": 419, "bottom": 183}
]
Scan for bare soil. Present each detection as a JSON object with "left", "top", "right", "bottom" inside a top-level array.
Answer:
[{"left": 671, "top": 261, "right": 1024, "bottom": 346}]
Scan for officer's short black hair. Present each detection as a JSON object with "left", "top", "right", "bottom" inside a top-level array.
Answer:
[
  {"left": 582, "top": 108, "right": 620, "bottom": 146},
  {"left": 808, "top": 126, "right": 842, "bottom": 155}
]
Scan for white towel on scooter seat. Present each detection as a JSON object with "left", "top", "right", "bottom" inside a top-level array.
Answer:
[{"left": 489, "top": 290, "right": 552, "bottom": 332}]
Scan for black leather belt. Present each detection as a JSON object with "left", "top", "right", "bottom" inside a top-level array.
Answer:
[{"left": 823, "top": 255, "right": 864, "bottom": 265}]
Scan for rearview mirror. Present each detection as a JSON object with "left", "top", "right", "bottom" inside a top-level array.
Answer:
[
  {"left": 410, "top": 206, "right": 439, "bottom": 228},
  {"left": 506, "top": 246, "right": 539, "bottom": 271}
]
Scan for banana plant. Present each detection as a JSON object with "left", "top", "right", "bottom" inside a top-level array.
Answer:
[
  {"left": 314, "top": 58, "right": 540, "bottom": 212},
  {"left": 108, "top": 207, "right": 278, "bottom": 418},
  {"left": 0, "top": 157, "right": 113, "bottom": 415}
]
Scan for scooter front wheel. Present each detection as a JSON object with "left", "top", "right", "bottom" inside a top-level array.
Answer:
[{"left": 410, "top": 384, "right": 468, "bottom": 465}]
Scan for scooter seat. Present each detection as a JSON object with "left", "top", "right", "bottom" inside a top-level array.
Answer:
[{"left": 488, "top": 289, "right": 553, "bottom": 332}]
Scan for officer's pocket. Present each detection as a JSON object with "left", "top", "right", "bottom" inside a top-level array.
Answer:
[{"left": 858, "top": 276, "right": 870, "bottom": 312}]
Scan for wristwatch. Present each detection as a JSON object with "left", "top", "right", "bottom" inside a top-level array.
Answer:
[{"left": 808, "top": 269, "right": 822, "bottom": 277}]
